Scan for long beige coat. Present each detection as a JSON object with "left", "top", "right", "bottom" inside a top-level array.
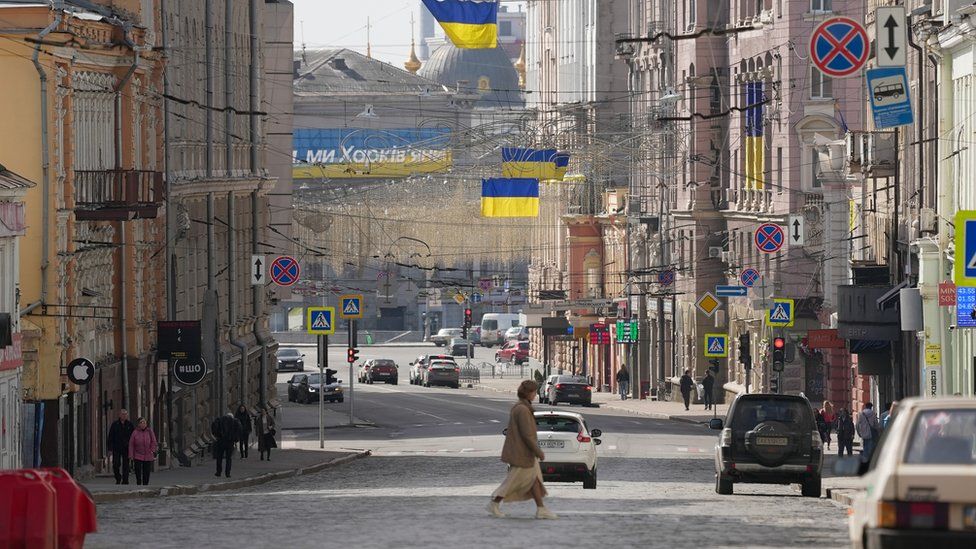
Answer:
[{"left": 500, "top": 399, "right": 544, "bottom": 468}]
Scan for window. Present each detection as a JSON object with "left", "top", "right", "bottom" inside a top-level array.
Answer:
[
  {"left": 776, "top": 147, "right": 783, "bottom": 194},
  {"left": 810, "top": 67, "right": 832, "bottom": 99},
  {"left": 499, "top": 21, "right": 512, "bottom": 37},
  {"left": 904, "top": 410, "right": 976, "bottom": 465},
  {"left": 810, "top": 0, "right": 831, "bottom": 13},
  {"left": 811, "top": 148, "right": 822, "bottom": 188}
]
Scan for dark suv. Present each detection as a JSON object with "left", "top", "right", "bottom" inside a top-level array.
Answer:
[{"left": 710, "top": 393, "right": 823, "bottom": 497}]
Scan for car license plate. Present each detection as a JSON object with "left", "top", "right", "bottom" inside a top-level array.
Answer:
[
  {"left": 539, "top": 440, "right": 564, "bottom": 449},
  {"left": 964, "top": 505, "right": 976, "bottom": 530},
  {"left": 757, "top": 437, "right": 788, "bottom": 446}
]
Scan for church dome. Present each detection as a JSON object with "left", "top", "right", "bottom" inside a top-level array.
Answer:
[{"left": 418, "top": 44, "right": 523, "bottom": 107}]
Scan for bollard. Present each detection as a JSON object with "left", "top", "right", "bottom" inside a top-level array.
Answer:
[
  {"left": 35, "top": 468, "right": 97, "bottom": 549},
  {"left": 0, "top": 469, "right": 58, "bottom": 549}
]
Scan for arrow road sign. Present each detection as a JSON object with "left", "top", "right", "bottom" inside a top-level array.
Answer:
[
  {"left": 810, "top": 17, "right": 869, "bottom": 78},
  {"left": 876, "top": 7, "right": 906, "bottom": 67},
  {"left": 788, "top": 215, "right": 805, "bottom": 246},
  {"left": 716, "top": 285, "right": 748, "bottom": 297},
  {"left": 251, "top": 255, "right": 265, "bottom": 285}
]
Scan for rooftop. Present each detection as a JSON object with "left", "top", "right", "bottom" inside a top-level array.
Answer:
[{"left": 294, "top": 48, "right": 448, "bottom": 96}]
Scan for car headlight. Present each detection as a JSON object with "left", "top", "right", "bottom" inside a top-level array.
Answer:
[{"left": 308, "top": 387, "right": 317, "bottom": 392}]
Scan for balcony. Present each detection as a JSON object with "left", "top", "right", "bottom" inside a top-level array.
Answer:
[{"left": 73, "top": 170, "right": 164, "bottom": 221}]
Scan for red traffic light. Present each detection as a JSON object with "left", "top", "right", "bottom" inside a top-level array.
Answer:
[
  {"left": 773, "top": 337, "right": 785, "bottom": 349},
  {"left": 464, "top": 308, "right": 472, "bottom": 316},
  {"left": 346, "top": 347, "right": 359, "bottom": 363}
]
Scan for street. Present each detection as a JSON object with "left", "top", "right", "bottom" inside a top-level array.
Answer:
[{"left": 87, "top": 344, "right": 850, "bottom": 549}]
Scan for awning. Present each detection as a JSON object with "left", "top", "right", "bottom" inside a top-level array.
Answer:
[{"left": 876, "top": 279, "right": 909, "bottom": 310}]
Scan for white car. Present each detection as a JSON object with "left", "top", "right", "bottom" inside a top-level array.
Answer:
[
  {"left": 534, "top": 411, "right": 601, "bottom": 489},
  {"left": 430, "top": 328, "right": 463, "bottom": 347},
  {"left": 538, "top": 375, "right": 558, "bottom": 404},
  {"left": 846, "top": 397, "right": 976, "bottom": 549}
]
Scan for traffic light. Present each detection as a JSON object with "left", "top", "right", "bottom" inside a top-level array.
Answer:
[
  {"left": 464, "top": 308, "right": 472, "bottom": 328},
  {"left": 738, "top": 333, "right": 751, "bottom": 368},
  {"left": 325, "top": 368, "right": 338, "bottom": 385},
  {"left": 347, "top": 347, "right": 359, "bottom": 364},
  {"left": 772, "top": 337, "right": 785, "bottom": 372},
  {"left": 770, "top": 375, "right": 780, "bottom": 394}
]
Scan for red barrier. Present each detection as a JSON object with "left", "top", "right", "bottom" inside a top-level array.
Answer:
[
  {"left": 0, "top": 469, "right": 58, "bottom": 549},
  {"left": 35, "top": 468, "right": 98, "bottom": 549}
]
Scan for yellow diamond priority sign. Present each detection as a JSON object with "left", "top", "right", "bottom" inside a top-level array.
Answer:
[{"left": 696, "top": 292, "right": 721, "bottom": 317}]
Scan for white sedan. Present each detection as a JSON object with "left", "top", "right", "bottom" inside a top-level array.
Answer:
[
  {"left": 534, "top": 410, "right": 601, "bottom": 489},
  {"left": 846, "top": 397, "right": 976, "bottom": 549}
]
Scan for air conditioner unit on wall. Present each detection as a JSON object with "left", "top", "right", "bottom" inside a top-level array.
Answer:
[{"left": 708, "top": 246, "right": 722, "bottom": 259}]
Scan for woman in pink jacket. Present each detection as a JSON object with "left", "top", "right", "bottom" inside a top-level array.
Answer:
[{"left": 128, "top": 417, "right": 158, "bottom": 486}]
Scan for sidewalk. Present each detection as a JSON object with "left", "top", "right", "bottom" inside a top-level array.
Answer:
[
  {"left": 470, "top": 376, "right": 721, "bottom": 425},
  {"left": 85, "top": 449, "right": 369, "bottom": 503}
]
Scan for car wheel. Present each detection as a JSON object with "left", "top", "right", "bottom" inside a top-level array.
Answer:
[
  {"left": 715, "top": 473, "right": 733, "bottom": 495},
  {"left": 801, "top": 476, "right": 822, "bottom": 498},
  {"left": 583, "top": 468, "right": 597, "bottom": 490},
  {"left": 391, "top": 380, "right": 398, "bottom": 385},
  {"left": 453, "top": 383, "right": 460, "bottom": 389},
  {"left": 339, "top": 398, "right": 344, "bottom": 403}
]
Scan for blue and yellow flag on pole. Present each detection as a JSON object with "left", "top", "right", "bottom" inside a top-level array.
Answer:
[
  {"left": 554, "top": 152, "right": 570, "bottom": 180},
  {"left": 501, "top": 148, "right": 559, "bottom": 180},
  {"left": 421, "top": 0, "right": 498, "bottom": 49},
  {"left": 744, "top": 82, "right": 765, "bottom": 190},
  {"left": 481, "top": 178, "right": 539, "bottom": 217}
]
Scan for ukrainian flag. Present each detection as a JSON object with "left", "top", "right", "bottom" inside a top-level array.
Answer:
[
  {"left": 744, "top": 81, "right": 765, "bottom": 190},
  {"left": 501, "top": 148, "right": 559, "bottom": 180},
  {"left": 422, "top": 0, "right": 498, "bottom": 49},
  {"left": 481, "top": 178, "right": 539, "bottom": 218},
  {"left": 554, "top": 152, "right": 570, "bottom": 180}
]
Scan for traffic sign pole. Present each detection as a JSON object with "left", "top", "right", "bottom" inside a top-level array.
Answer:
[
  {"left": 319, "top": 334, "right": 327, "bottom": 449},
  {"left": 348, "top": 320, "right": 356, "bottom": 426}
]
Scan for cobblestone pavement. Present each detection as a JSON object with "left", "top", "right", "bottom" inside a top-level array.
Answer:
[{"left": 88, "top": 454, "right": 849, "bottom": 549}]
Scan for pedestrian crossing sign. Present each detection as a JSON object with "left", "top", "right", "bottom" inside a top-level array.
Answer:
[
  {"left": 339, "top": 294, "right": 364, "bottom": 319},
  {"left": 954, "top": 210, "right": 976, "bottom": 286},
  {"left": 307, "top": 307, "right": 336, "bottom": 335},
  {"left": 704, "top": 333, "right": 728, "bottom": 358},
  {"left": 766, "top": 298, "right": 795, "bottom": 327}
]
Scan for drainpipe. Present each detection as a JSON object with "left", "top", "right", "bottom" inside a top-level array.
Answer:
[
  {"left": 225, "top": 0, "right": 234, "bottom": 178},
  {"left": 249, "top": 0, "right": 260, "bottom": 174},
  {"left": 115, "top": 39, "right": 139, "bottom": 412},
  {"left": 31, "top": 2, "right": 63, "bottom": 307},
  {"left": 253, "top": 190, "right": 268, "bottom": 408},
  {"left": 229, "top": 190, "right": 248, "bottom": 406},
  {"left": 249, "top": 0, "right": 268, "bottom": 409}
]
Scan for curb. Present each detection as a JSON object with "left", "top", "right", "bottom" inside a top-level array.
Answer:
[
  {"left": 468, "top": 383, "right": 710, "bottom": 426},
  {"left": 826, "top": 487, "right": 857, "bottom": 507},
  {"left": 91, "top": 451, "right": 371, "bottom": 504}
]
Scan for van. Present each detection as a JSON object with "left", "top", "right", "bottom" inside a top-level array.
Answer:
[{"left": 480, "top": 313, "right": 520, "bottom": 347}]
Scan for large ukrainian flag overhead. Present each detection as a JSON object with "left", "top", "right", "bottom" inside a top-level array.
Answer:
[
  {"left": 501, "top": 148, "right": 560, "bottom": 180},
  {"left": 481, "top": 178, "right": 539, "bottom": 218},
  {"left": 744, "top": 82, "right": 765, "bottom": 190},
  {"left": 421, "top": 0, "right": 499, "bottom": 49}
]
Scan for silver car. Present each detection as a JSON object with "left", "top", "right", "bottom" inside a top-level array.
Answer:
[
  {"left": 423, "top": 360, "right": 460, "bottom": 388},
  {"left": 430, "top": 328, "right": 463, "bottom": 347}
]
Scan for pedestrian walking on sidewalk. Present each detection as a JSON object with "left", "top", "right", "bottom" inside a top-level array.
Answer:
[
  {"left": 856, "top": 402, "right": 880, "bottom": 463},
  {"left": 212, "top": 413, "right": 242, "bottom": 477},
  {"left": 835, "top": 408, "right": 855, "bottom": 456},
  {"left": 701, "top": 370, "right": 715, "bottom": 410},
  {"left": 128, "top": 417, "right": 158, "bottom": 486},
  {"left": 819, "top": 401, "right": 836, "bottom": 450},
  {"left": 679, "top": 370, "right": 695, "bottom": 411},
  {"left": 488, "top": 380, "right": 557, "bottom": 520},
  {"left": 255, "top": 409, "right": 277, "bottom": 461},
  {"left": 235, "top": 404, "right": 253, "bottom": 459},
  {"left": 615, "top": 366, "right": 630, "bottom": 400},
  {"left": 107, "top": 409, "right": 135, "bottom": 485}
]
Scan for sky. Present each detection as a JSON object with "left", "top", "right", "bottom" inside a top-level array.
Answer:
[{"left": 293, "top": 1, "right": 421, "bottom": 67}]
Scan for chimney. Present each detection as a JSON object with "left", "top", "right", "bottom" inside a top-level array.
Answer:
[{"left": 331, "top": 58, "right": 348, "bottom": 70}]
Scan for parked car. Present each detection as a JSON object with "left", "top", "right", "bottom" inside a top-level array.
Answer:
[
  {"left": 504, "top": 326, "right": 528, "bottom": 341},
  {"left": 295, "top": 373, "right": 343, "bottom": 404},
  {"left": 366, "top": 359, "right": 398, "bottom": 384},
  {"left": 423, "top": 360, "right": 460, "bottom": 388},
  {"left": 276, "top": 348, "right": 305, "bottom": 372},
  {"left": 495, "top": 340, "right": 529, "bottom": 364},
  {"left": 534, "top": 411, "right": 601, "bottom": 489},
  {"left": 469, "top": 326, "right": 482, "bottom": 345},
  {"left": 710, "top": 393, "right": 823, "bottom": 497},
  {"left": 546, "top": 375, "right": 593, "bottom": 406},
  {"left": 410, "top": 354, "right": 456, "bottom": 385},
  {"left": 844, "top": 398, "right": 976, "bottom": 549},
  {"left": 449, "top": 338, "right": 474, "bottom": 358},
  {"left": 431, "top": 328, "right": 463, "bottom": 347},
  {"left": 538, "top": 375, "right": 558, "bottom": 404},
  {"left": 286, "top": 374, "right": 306, "bottom": 402}
]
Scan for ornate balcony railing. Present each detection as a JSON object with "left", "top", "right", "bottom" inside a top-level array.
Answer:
[{"left": 73, "top": 170, "right": 164, "bottom": 221}]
